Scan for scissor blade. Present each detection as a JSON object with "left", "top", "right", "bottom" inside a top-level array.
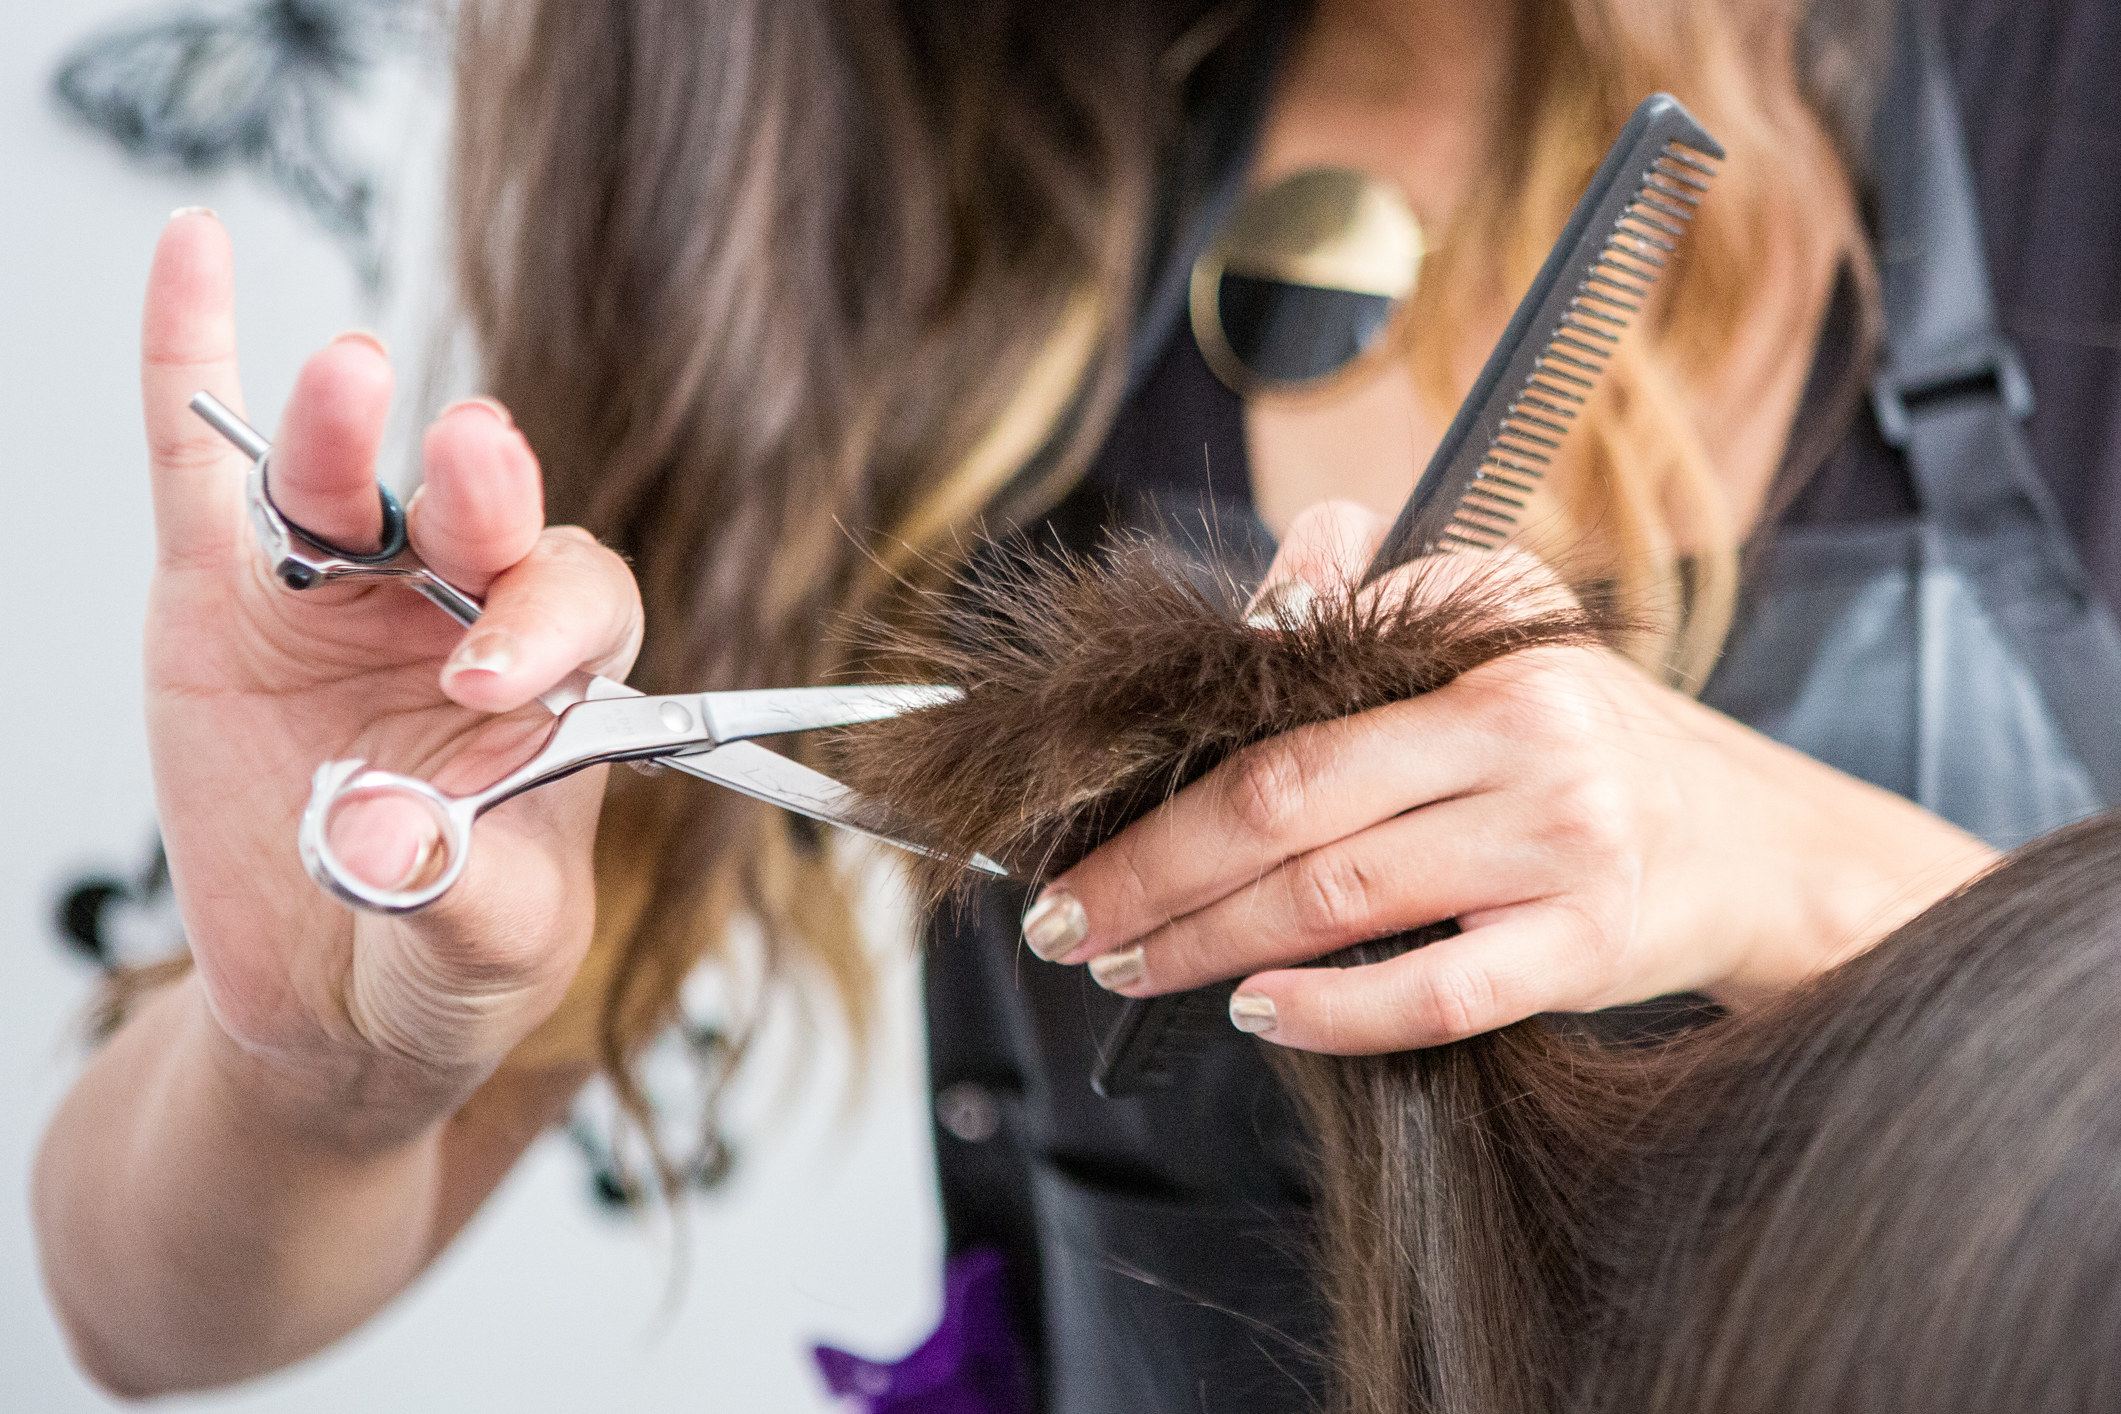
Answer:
[
  {"left": 662, "top": 739, "right": 1008, "bottom": 876},
  {"left": 696, "top": 684, "right": 961, "bottom": 744}
]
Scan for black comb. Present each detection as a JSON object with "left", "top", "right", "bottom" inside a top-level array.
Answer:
[
  {"left": 1363, "top": 92, "right": 1723, "bottom": 577},
  {"left": 1092, "top": 93, "right": 1722, "bottom": 1100}
]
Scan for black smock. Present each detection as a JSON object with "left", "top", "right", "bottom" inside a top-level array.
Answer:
[{"left": 922, "top": 2, "right": 2121, "bottom": 1409}]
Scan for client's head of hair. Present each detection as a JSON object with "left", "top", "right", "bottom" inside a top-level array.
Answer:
[{"left": 832, "top": 538, "right": 2121, "bottom": 1414}]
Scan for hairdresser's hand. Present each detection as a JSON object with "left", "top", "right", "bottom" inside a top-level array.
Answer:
[
  {"left": 140, "top": 210, "right": 640, "bottom": 1133},
  {"left": 1023, "top": 500, "right": 1998, "bottom": 1054}
]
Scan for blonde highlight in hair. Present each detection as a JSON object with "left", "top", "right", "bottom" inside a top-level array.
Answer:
[
  {"left": 862, "top": 288, "right": 1108, "bottom": 600},
  {"left": 1407, "top": 0, "right": 1860, "bottom": 686}
]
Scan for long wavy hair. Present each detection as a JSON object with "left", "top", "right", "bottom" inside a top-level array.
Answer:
[{"left": 448, "top": 0, "right": 1871, "bottom": 1154}]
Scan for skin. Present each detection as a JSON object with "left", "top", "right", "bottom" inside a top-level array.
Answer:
[
  {"left": 1241, "top": 0, "right": 1512, "bottom": 534},
  {"left": 36, "top": 0, "right": 1999, "bottom": 1394}
]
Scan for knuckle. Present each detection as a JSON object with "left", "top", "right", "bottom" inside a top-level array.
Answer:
[
  {"left": 1144, "top": 921, "right": 1206, "bottom": 986},
  {"left": 1408, "top": 958, "right": 1497, "bottom": 1042},
  {"left": 1558, "top": 896, "right": 1631, "bottom": 979},
  {"left": 1472, "top": 656, "right": 1596, "bottom": 744},
  {"left": 1225, "top": 742, "right": 1309, "bottom": 843},
  {"left": 1290, "top": 849, "right": 1373, "bottom": 944},
  {"left": 1541, "top": 774, "right": 1633, "bottom": 858},
  {"left": 1100, "top": 847, "right": 1156, "bottom": 925},
  {"left": 1116, "top": 851, "right": 1157, "bottom": 916},
  {"left": 1307, "top": 984, "right": 1356, "bottom": 1054}
]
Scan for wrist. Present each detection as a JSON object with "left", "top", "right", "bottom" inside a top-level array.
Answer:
[
  {"left": 1704, "top": 727, "right": 2000, "bottom": 1006},
  {"left": 191, "top": 986, "right": 478, "bottom": 1162}
]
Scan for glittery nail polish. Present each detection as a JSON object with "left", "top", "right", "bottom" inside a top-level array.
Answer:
[
  {"left": 444, "top": 631, "right": 517, "bottom": 681},
  {"left": 1243, "top": 578, "right": 1317, "bottom": 629},
  {"left": 1088, "top": 945, "right": 1146, "bottom": 992},
  {"left": 1229, "top": 991, "right": 1278, "bottom": 1034},
  {"left": 1022, "top": 889, "right": 1088, "bottom": 961}
]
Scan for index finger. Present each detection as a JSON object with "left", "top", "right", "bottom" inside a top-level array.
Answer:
[
  {"left": 1028, "top": 689, "right": 1502, "bottom": 963},
  {"left": 141, "top": 208, "right": 246, "bottom": 568}
]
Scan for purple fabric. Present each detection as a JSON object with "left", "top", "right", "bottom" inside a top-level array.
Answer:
[{"left": 812, "top": 1247, "right": 1033, "bottom": 1414}]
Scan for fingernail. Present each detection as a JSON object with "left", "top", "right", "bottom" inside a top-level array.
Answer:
[
  {"left": 169, "top": 205, "right": 219, "bottom": 223},
  {"left": 1229, "top": 991, "right": 1278, "bottom": 1034},
  {"left": 441, "top": 395, "right": 515, "bottom": 429},
  {"left": 1021, "top": 890, "right": 1088, "bottom": 961},
  {"left": 1244, "top": 578, "right": 1316, "bottom": 629},
  {"left": 444, "top": 630, "right": 517, "bottom": 681},
  {"left": 390, "top": 828, "right": 443, "bottom": 892},
  {"left": 1088, "top": 945, "right": 1146, "bottom": 992},
  {"left": 332, "top": 328, "right": 392, "bottom": 360}
]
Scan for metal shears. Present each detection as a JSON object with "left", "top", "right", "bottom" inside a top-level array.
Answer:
[{"left": 190, "top": 392, "right": 1002, "bottom": 915}]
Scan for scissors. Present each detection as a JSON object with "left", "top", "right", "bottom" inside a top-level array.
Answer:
[{"left": 189, "top": 391, "right": 1004, "bottom": 915}]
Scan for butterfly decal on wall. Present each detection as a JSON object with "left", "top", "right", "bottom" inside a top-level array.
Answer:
[
  {"left": 55, "top": 833, "right": 184, "bottom": 973},
  {"left": 566, "top": 1018, "right": 747, "bottom": 1208},
  {"left": 52, "top": 0, "right": 418, "bottom": 291}
]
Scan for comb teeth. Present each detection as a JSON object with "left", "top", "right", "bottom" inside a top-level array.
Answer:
[{"left": 1438, "top": 136, "right": 1721, "bottom": 554}]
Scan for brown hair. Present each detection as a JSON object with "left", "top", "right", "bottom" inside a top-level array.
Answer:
[
  {"left": 450, "top": 0, "right": 1189, "bottom": 1106},
  {"left": 827, "top": 542, "right": 1625, "bottom": 1412},
  {"left": 79, "top": 1, "right": 1875, "bottom": 1217},
  {"left": 829, "top": 541, "right": 2121, "bottom": 1414}
]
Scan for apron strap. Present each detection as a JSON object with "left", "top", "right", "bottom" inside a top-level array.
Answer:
[
  {"left": 1866, "top": 0, "right": 2121, "bottom": 829},
  {"left": 1868, "top": 0, "right": 2069, "bottom": 550}
]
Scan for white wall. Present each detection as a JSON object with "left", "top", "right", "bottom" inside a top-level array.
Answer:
[{"left": 0, "top": 4, "right": 940, "bottom": 1408}]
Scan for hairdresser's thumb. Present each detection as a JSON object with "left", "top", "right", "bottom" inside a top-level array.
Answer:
[{"left": 1246, "top": 500, "right": 1386, "bottom": 618}]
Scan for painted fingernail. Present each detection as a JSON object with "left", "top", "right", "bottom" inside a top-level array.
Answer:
[
  {"left": 168, "top": 205, "right": 219, "bottom": 223},
  {"left": 332, "top": 328, "right": 392, "bottom": 360},
  {"left": 1021, "top": 890, "right": 1088, "bottom": 961},
  {"left": 1088, "top": 945, "right": 1146, "bottom": 992},
  {"left": 1244, "top": 578, "right": 1316, "bottom": 629},
  {"left": 1229, "top": 991, "right": 1278, "bottom": 1034},
  {"left": 444, "top": 630, "right": 517, "bottom": 682},
  {"left": 441, "top": 395, "right": 515, "bottom": 428}
]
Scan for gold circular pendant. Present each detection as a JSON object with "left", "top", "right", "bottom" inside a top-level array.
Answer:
[{"left": 1190, "top": 166, "right": 1425, "bottom": 399}]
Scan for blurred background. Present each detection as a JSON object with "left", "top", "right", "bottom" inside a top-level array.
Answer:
[{"left": 0, "top": 1, "right": 940, "bottom": 1407}]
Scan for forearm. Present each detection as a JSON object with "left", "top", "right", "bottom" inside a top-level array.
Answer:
[{"left": 34, "top": 977, "right": 528, "bottom": 1397}]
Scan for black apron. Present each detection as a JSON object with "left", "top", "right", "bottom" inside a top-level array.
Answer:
[
  {"left": 922, "top": 4, "right": 2121, "bottom": 1410},
  {"left": 1701, "top": 0, "right": 2121, "bottom": 844}
]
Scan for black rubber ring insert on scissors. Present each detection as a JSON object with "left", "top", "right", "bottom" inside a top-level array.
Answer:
[{"left": 268, "top": 479, "right": 409, "bottom": 584}]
